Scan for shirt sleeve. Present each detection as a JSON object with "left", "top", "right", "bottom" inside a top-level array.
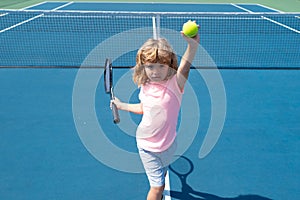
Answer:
[
  {"left": 169, "top": 75, "right": 184, "bottom": 97},
  {"left": 138, "top": 86, "right": 144, "bottom": 102}
]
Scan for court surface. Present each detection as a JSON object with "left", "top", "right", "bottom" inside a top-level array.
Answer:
[{"left": 0, "top": 2, "right": 299, "bottom": 200}]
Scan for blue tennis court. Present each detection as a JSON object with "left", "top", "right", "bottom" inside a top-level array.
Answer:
[{"left": 0, "top": 2, "right": 299, "bottom": 200}]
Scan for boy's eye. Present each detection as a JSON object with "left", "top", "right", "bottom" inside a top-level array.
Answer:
[
  {"left": 145, "top": 64, "right": 167, "bottom": 69},
  {"left": 146, "top": 65, "right": 154, "bottom": 69}
]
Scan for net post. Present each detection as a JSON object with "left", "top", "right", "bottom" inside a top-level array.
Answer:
[
  {"left": 152, "top": 14, "right": 161, "bottom": 39},
  {"left": 156, "top": 14, "right": 160, "bottom": 39},
  {"left": 152, "top": 16, "right": 157, "bottom": 39}
]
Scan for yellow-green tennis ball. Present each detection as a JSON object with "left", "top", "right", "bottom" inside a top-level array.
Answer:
[{"left": 182, "top": 20, "right": 198, "bottom": 38}]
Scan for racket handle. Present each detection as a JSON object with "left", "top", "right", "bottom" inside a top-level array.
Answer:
[{"left": 111, "top": 102, "right": 120, "bottom": 124}]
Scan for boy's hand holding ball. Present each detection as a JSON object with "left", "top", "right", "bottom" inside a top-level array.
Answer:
[{"left": 182, "top": 20, "right": 199, "bottom": 38}]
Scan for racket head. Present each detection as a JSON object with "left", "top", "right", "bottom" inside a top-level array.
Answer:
[
  {"left": 104, "top": 58, "right": 112, "bottom": 94},
  {"left": 169, "top": 155, "right": 194, "bottom": 177},
  {"left": 103, "top": 58, "right": 120, "bottom": 124}
]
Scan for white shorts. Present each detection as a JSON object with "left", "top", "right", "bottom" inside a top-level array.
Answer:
[{"left": 138, "top": 141, "right": 177, "bottom": 187}]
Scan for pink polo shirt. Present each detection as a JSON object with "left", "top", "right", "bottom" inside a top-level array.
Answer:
[{"left": 136, "top": 75, "right": 183, "bottom": 152}]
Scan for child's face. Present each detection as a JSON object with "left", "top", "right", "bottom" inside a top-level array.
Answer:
[{"left": 144, "top": 63, "right": 169, "bottom": 82}]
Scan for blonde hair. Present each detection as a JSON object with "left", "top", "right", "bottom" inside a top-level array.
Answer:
[{"left": 133, "top": 38, "right": 178, "bottom": 87}]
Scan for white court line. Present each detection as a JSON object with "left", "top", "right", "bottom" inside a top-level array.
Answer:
[
  {"left": 256, "top": 3, "right": 284, "bottom": 13},
  {"left": 51, "top": 1, "right": 74, "bottom": 11},
  {"left": 261, "top": 16, "right": 300, "bottom": 34},
  {"left": 0, "top": 2, "right": 74, "bottom": 33},
  {"left": 0, "top": 13, "right": 8, "bottom": 17},
  {"left": 231, "top": 3, "right": 254, "bottom": 13},
  {"left": 19, "top": 1, "right": 47, "bottom": 10},
  {"left": 0, "top": 14, "right": 44, "bottom": 33},
  {"left": 163, "top": 170, "right": 171, "bottom": 200}
]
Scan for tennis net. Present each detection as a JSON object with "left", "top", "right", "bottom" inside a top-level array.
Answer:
[{"left": 0, "top": 9, "right": 299, "bottom": 69}]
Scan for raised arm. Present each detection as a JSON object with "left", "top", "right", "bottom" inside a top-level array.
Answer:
[{"left": 176, "top": 31, "right": 200, "bottom": 91}]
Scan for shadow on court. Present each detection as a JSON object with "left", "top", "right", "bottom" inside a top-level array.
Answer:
[{"left": 169, "top": 156, "right": 273, "bottom": 200}]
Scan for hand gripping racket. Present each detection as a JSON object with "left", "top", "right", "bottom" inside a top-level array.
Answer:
[{"left": 104, "top": 58, "right": 120, "bottom": 124}]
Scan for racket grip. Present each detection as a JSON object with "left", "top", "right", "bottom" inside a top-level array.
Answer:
[{"left": 111, "top": 102, "right": 120, "bottom": 124}]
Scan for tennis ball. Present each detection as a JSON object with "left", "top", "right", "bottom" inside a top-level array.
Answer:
[{"left": 182, "top": 20, "right": 198, "bottom": 38}]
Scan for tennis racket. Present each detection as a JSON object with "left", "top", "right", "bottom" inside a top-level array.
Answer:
[{"left": 104, "top": 58, "right": 120, "bottom": 124}]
